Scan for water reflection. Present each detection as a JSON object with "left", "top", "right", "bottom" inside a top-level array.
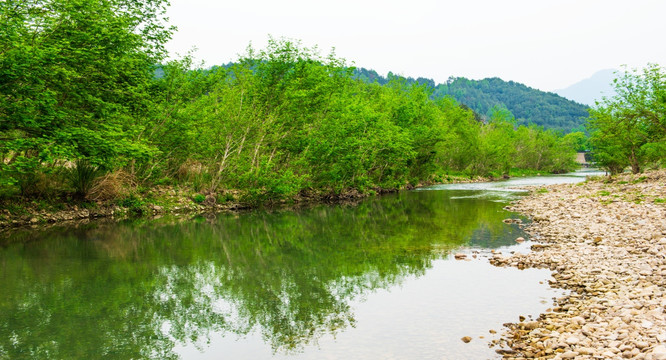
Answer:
[{"left": 1, "top": 188, "right": 529, "bottom": 359}]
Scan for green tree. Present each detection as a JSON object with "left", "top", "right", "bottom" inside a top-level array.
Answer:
[
  {"left": 588, "top": 64, "right": 666, "bottom": 174},
  {"left": 0, "top": 0, "right": 173, "bottom": 191}
]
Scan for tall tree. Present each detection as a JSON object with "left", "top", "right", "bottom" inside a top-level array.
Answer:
[
  {"left": 588, "top": 65, "right": 666, "bottom": 174},
  {"left": 0, "top": 0, "right": 173, "bottom": 190}
]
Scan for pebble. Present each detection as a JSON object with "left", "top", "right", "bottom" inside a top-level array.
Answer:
[{"left": 489, "top": 170, "right": 666, "bottom": 359}]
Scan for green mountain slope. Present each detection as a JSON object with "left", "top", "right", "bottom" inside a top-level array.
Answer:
[{"left": 353, "top": 68, "right": 590, "bottom": 132}]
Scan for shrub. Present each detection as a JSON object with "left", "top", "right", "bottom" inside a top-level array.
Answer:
[
  {"left": 118, "top": 194, "right": 146, "bottom": 216},
  {"left": 65, "top": 159, "right": 102, "bottom": 198}
]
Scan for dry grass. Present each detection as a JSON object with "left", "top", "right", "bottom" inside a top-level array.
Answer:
[
  {"left": 88, "top": 170, "right": 137, "bottom": 201},
  {"left": 175, "top": 159, "right": 204, "bottom": 180}
]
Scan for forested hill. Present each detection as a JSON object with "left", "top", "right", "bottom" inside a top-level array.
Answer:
[{"left": 353, "top": 68, "right": 590, "bottom": 132}]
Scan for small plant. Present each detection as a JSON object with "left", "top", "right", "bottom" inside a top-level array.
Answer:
[
  {"left": 193, "top": 194, "right": 206, "bottom": 204},
  {"left": 597, "top": 190, "right": 611, "bottom": 196},
  {"left": 80, "top": 201, "right": 98, "bottom": 209},
  {"left": 536, "top": 188, "right": 549, "bottom": 194},
  {"left": 217, "top": 193, "right": 235, "bottom": 203},
  {"left": 155, "top": 177, "right": 173, "bottom": 186},
  {"left": 654, "top": 198, "right": 666, "bottom": 204},
  {"left": 66, "top": 159, "right": 102, "bottom": 198},
  {"left": 118, "top": 194, "right": 146, "bottom": 216}
]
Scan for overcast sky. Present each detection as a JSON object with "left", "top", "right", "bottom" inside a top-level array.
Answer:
[{"left": 165, "top": 0, "right": 666, "bottom": 92}]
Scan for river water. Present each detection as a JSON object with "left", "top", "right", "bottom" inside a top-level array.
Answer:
[{"left": 0, "top": 170, "right": 602, "bottom": 359}]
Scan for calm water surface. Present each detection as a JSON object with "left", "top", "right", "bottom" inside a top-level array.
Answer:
[{"left": 0, "top": 171, "right": 600, "bottom": 359}]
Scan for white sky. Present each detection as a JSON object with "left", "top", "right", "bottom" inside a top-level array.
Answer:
[{"left": 165, "top": 0, "right": 666, "bottom": 92}]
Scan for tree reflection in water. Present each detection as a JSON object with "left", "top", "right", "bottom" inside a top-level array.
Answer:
[{"left": 0, "top": 190, "right": 525, "bottom": 359}]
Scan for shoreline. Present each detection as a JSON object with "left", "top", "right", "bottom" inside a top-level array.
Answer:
[
  {"left": 0, "top": 174, "right": 493, "bottom": 235},
  {"left": 489, "top": 170, "right": 666, "bottom": 359}
]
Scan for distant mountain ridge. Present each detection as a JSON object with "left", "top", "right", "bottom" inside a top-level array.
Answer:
[
  {"left": 554, "top": 69, "right": 617, "bottom": 106},
  {"left": 353, "top": 68, "right": 590, "bottom": 132}
]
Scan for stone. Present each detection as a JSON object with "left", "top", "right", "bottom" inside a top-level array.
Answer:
[
  {"left": 461, "top": 336, "right": 471, "bottom": 343},
  {"left": 486, "top": 170, "right": 666, "bottom": 358},
  {"left": 560, "top": 350, "right": 579, "bottom": 359},
  {"left": 565, "top": 336, "right": 579, "bottom": 345},
  {"left": 454, "top": 253, "right": 466, "bottom": 260},
  {"left": 649, "top": 345, "right": 666, "bottom": 360}
]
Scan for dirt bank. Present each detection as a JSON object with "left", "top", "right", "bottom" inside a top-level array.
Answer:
[
  {"left": 490, "top": 170, "right": 666, "bottom": 359},
  {"left": 0, "top": 174, "right": 492, "bottom": 233}
]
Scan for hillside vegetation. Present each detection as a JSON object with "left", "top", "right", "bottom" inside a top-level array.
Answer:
[
  {"left": 354, "top": 68, "right": 590, "bottom": 132},
  {"left": 0, "top": 0, "right": 580, "bottom": 212}
]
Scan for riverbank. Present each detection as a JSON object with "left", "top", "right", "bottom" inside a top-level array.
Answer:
[
  {"left": 0, "top": 173, "right": 493, "bottom": 232},
  {"left": 490, "top": 170, "right": 666, "bottom": 359}
]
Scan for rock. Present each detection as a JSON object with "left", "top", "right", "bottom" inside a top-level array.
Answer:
[
  {"left": 560, "top": 350, "right": 579, "bottom": 359},
  {"left": 495, "top": 349, "right": 516, "bottom": 355},
  {"left": 642, "top": 320, "right": 654, "bottom": 329},
  {"left": 565, "top": 336, "right": 579, "bottom": 345},
  {"left": 648, "top": 345, "right": 666, "bottom": 360},
  {"left": 461, "top": 336, "right": 471, "bottom": 343},
  {"left": 522, "top": 321, "right": 539, "bottom": 330},
  {"left": 488, "top": 170, "right": 666, "bottom": 359},
  {"left": 454, "top": 253, "right": 467, "bottom": 260},
  {"left": 515, "top": 237, "right": 525, "bottom": 242}
]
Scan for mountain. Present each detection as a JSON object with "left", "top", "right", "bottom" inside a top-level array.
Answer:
[
  {"left": 555, "top": 69, "right": 617, "bottom": 106},
  {"left": 353, "top": 68, "right": 590, "bottom": 133},
  {"left": 433, "top": 77, "right": 590, "bottom": 132}
]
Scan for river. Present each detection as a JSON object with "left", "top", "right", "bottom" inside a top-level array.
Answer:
[{"left": 0, "top": 170, "right": 602, "bottom": 359}]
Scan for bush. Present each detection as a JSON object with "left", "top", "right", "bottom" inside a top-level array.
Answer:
[
  {"left": 118, "top": 194, "right": 146, "bottom": 216},
  {"left": 193, "top": 194, "right": 206, "bottom": 203},
  {"left": 65, "top": 159, "right": 102, "bottom": 198}
]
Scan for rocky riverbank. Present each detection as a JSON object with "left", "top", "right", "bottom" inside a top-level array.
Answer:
[{"left": 490, "top": 170, "right": 666, "bottom": 359}]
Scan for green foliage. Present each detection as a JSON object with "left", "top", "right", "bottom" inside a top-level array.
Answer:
[
  {"left": 118, "top": 194, "right": 146, "bottom": 216},
  {"left": 192, "top": 194, "right": 206, "bottom": 204},
  {"left": 65, "top": 159, "right": 102, "bottom": 198},
  {"left": 588, "top": 64, "right": 666, "bottom": 174},
  {"left": 0, "top": 0, "right": 172, "bottom": 189},
  {"left": 1, "top": 19, "right": 580, "bottom": 203},
  {"left": 125, "top": 37, "right": 580, "bottom": 195},
  {"left": 563, "top": 131, "right": 589, "bottom": 152},
  {"left": 352, "top": 71, "right": 590, "bottom": 133},
  {"left": 435, "top": 77, "right": 590, "bottom": 132}
]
